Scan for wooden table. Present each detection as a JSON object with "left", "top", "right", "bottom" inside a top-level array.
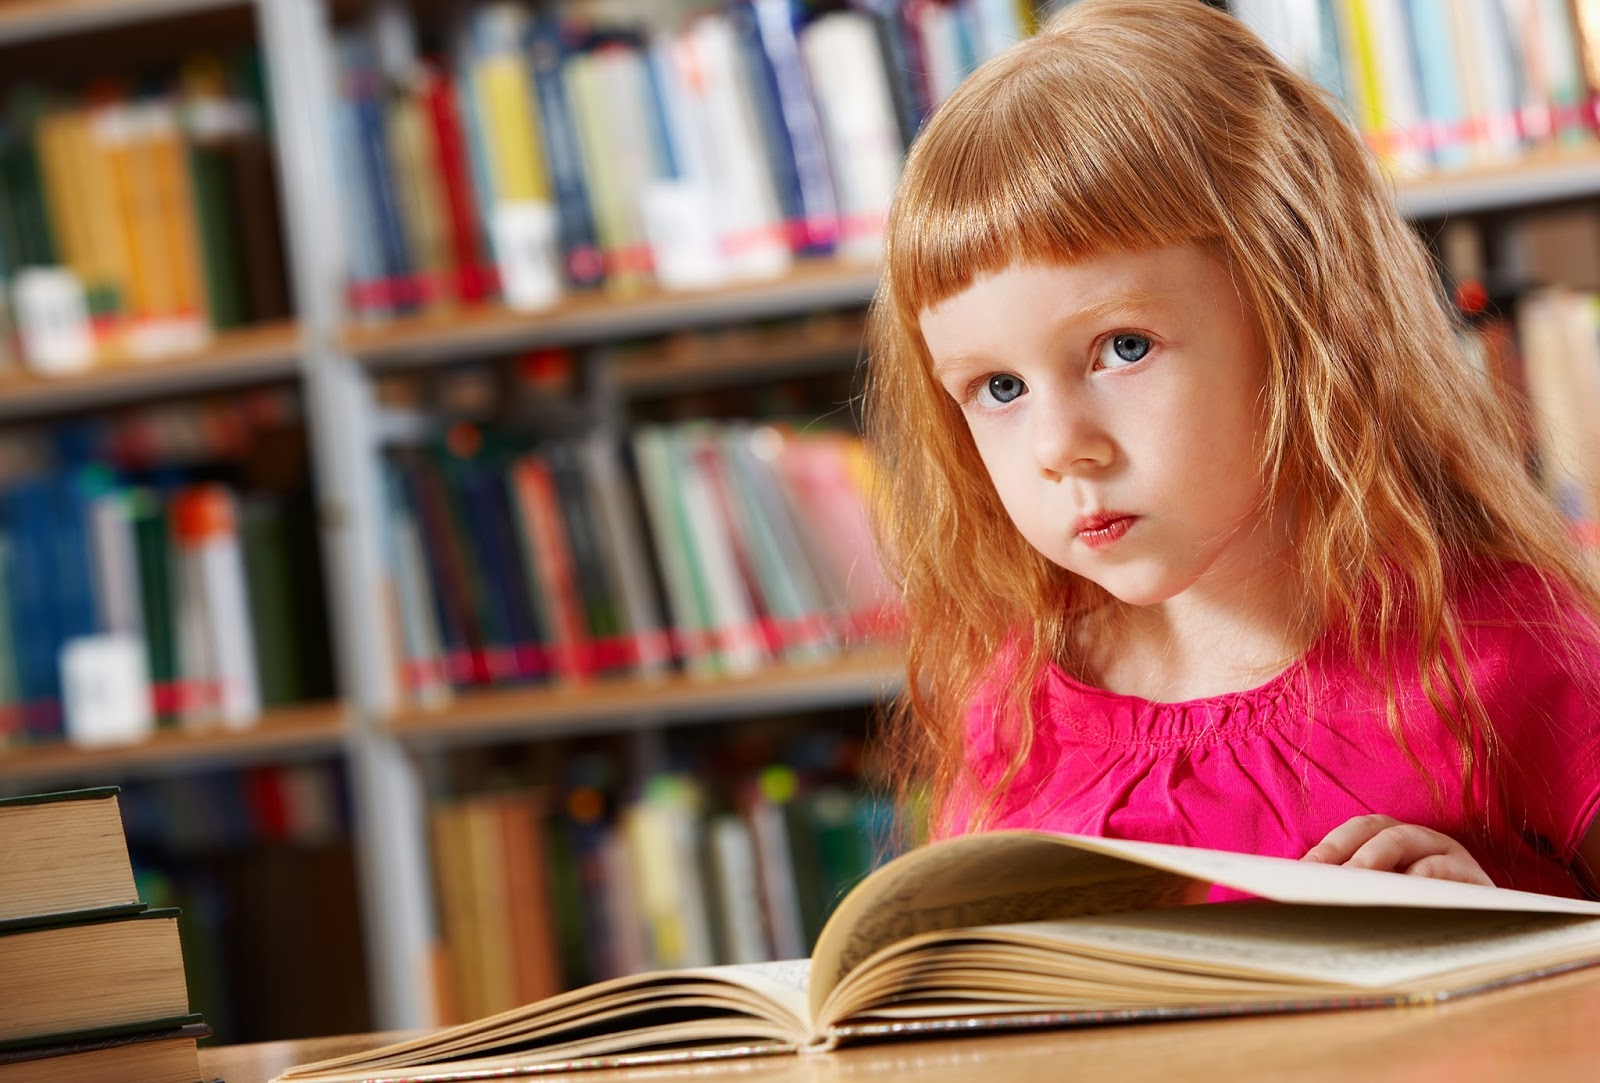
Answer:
[{"left": 201, "top": 964, "right": 1600, "bottom": 1083}]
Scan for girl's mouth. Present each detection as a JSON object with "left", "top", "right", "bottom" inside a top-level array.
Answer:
[{"left": 1075, "top": 513, "right": 1137, "bottom": 549}]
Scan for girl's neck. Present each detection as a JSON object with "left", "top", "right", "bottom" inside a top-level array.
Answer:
[{"left": 1082, "top": 564, "right": 1318, "bottom": 703}]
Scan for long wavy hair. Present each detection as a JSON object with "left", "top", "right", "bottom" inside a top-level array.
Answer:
[{"left": 865, "top": 0, "right": 1600, "bottom": 840}]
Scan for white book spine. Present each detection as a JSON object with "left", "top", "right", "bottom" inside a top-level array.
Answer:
[{"left": 801, "top": 13, "right": 903, "bottom": 262}]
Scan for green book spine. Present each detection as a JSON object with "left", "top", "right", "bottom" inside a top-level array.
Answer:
[
  {"left": 187, "top": 140, "right": 246, "bottom": 329},
  {"left": 3, "top": 133, "right": 55, "bottom": 268},
  {"left": 130, "top": 491, "right": 178, "bottom": 727},
  {"left": 239, "top": 497, "right": 300, "bottom": 707}
]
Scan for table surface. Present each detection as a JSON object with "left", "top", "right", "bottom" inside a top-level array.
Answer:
[{"left": 200, "top": 963, "right": 1600, "bottom": 1083}]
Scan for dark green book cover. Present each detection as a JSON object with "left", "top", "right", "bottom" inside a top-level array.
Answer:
[{"left": 0, "top": 785, "right": 119, "bottom": 808}]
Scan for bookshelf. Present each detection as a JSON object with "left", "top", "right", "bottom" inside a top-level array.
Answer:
[
  {"left": 0, "top": 0, "right": 243, "bottom": 44},
  {"left": 1393, "top": 147, "right": 1600, "bottom": 219},
  {"left": 0, "top": 0, "right": 1598, "bottom": 1043},
  {"left": 389, "top": 649, "right": 901, "bottom": 747},
  {"left": 0, "top": 320, "right": 301, "bottom": 420},
  {"left": 0, "top": 700, "right": 346, "bottom": 787},
  {"left": 344, "top": 260, "right": 880, "bottom": 369}
]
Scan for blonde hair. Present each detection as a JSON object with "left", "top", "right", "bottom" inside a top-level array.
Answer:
[{"left": 866, "top": 0, "right": 1600, "bottom": 839}]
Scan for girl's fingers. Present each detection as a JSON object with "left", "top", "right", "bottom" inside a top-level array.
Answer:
[
  {"left": 1346, "top": 823, "right": 1458, "bottom": 873},
  {"left": 1404, "top": 853, "right": 1494, "bottom": 886},
  {"left": 1303, "top": 816, "right": 1495, "bottom": 886},
  {"left": 1302, "top": 814, "right": 1401, "bottom": 864}
]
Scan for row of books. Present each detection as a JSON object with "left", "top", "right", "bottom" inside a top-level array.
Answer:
[
  {"left": 0, "top": 467, "right": 333, "bottom": 749},
  {"left": 331, "top": 0, "right": 1027, "bottom": 317},
  {"left": 429, "top": 769, "right": 898, "bottom": 1023},
  {"left": 383, "top": 420, "right": 897, "bottom": 706},
  {"left": 0, "top": 386, "right": 336, "bottom": 748},
  {"left": 1471, "top": 284, "right": 1600, "bottom": 532},
  {"left": 0, "top": 787, "right": 208, "bottom": 1082},
  {"left": 1233, "top": 0, "right": 1600, "bottom": 172},
  {"left": 0, "top": 50, "right": 291, "bottom": 375}
]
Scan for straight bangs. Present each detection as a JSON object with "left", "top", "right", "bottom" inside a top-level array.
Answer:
[{"left": 885, "top": 29, "right": 1231, "bottom": 325}]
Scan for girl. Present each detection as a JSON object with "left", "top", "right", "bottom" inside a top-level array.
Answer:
[{"left": 865, "top": 0, "right": 1600, "bottom": 897}]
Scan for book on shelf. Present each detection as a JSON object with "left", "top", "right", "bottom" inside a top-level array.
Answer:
[
  {"left": 380, "top": 420, "right": 895, "bottom": 707},
  {"left": 276, "top": 828, "right": 1600, "bottom": 1082},
  {"left": 0, "top": 393, "right": 336, "bottom": 749},
  {"left": 328, "top": 0, "right": 1040, "bottom": 315},
  {"left": 0, "top": 48, "right": 292, "bottom": 373},
  {"left": 0, "top": 786, "right": 210, "bottom": 1083},
  {"left": 427, "top": 752, "right": 890, "bottom": 1022},
  {"left": 1235, "top": 0, "right": 1597, "bottom": 174}
]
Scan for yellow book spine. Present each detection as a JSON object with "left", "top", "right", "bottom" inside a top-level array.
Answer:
[
  {"left": 34, "top": 113, "right": 90, "bottom": 280},
  {"left": 72, "top": 110, "right": 133, "bottom": 322},
  {"left": 473, "top": 52, "right": 551, "bottom": 204},
  {"left": 1338, "top": 0, "right": 1388, "bottom": 151},
  {"left": 150, "top": 106, "right": 206, "bottom": 325},
  {"left": 98, "top": 105, "right": 156, "bottom": 323}
]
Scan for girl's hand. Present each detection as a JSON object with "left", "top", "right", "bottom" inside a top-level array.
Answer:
[{"left": 1302, "top": 815, "right": 1494, "bottom": 886}]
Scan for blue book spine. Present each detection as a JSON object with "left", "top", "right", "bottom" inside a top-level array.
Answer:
[
  {"left": 749, "top": 0, "right": 839, "bottom": 255},
  {"left": 4, "top": 480, "right": 62, "bottom": 738},
  {"left": 332, "top": 97, "right": 388, "bottom": 317},
  {"left": 850, "top": 0, "right": 926, "bottom": 147},
  {"left": 727, "top": 3, "right": 811, "bottom": 255},
  {"left": 340, "top": 33, "right": 419, "bottom": 313},
  {"left": 456, "top": 455, "right": 541, "bottom": 682},
  {"left": 1402, "top": 0, "right": 1468, "bottom": 170},
  {"left": 526, "top": 16, "right": 606, "bottom": 289},
  {"left": 55, "top": 472, "right": 101, "bottom": 645}
]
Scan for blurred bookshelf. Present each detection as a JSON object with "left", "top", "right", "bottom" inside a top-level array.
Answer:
[
  {"left": 343, "top": 260, "right": 880, "bottom": 370},
  {"left": 389, "top": 648, "right": 901, "bottom": 747},
  {"left": 0, "top": 700, "right": 345, "bottom": 787},
  {"left": 1394, "top": 147, "right": 1600, "bottom": 219},
  {"left": 0, "top": 319, "right": 301, "bottom": 419},
  {"left": 0, "top": 0, "right": 244, "bottom": 44}
]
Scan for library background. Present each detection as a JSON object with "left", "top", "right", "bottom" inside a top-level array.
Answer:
[{"left": 0, "top": 0, "right": 1593, "bottom": 1046}]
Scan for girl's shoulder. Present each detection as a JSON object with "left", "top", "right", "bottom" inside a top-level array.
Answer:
[{"left": 1452, "top": 559, "right": 1600, "bottom": 659}]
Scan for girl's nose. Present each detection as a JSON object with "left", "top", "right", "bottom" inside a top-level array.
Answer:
[{"left": 1031, "top": 393, "right": 1115, "bottom": 478}]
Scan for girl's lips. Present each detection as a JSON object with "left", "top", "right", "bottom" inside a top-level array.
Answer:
[{"left": 1076, "top": 514, "right": 1137, "bottom": 549}]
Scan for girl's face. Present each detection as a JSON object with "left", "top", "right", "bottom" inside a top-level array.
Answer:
[{"left": 919, "top": 245, "right": 1288, "bottom": 611}]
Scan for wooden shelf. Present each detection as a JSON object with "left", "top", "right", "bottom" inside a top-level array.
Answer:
[
  {"left": 344, "top": 259, "right": 880, "bottom": 370},
  {"left": 610, "top": 313, "right": 868, "bottom": 396},
  {"left": 1394, "top": 146, "right": 1600, "bottom": 217},
  {"left": 0, "top": 0, "right": 240, "bottom": 44},
  {"left": 0, "top": 320, "right": 302, "bottom": 420},
  {"left": 388, "top": 649, "right": 904, "bottom": 748},
  {"left": 0, "top": 701, "right": 349, "bottom": 788}
]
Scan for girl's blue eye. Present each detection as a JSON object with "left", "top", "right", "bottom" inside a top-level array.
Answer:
[
  {"left": 978, "top": 373, "right": 1026, "bottom": 406},
  {"left": 1100, "top": 333, "right": 1151, "bottom": 368}
]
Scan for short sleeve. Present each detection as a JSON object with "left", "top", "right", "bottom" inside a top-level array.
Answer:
[{"left": 1471, "top": 577, "right": 1600, "bottom": 862}]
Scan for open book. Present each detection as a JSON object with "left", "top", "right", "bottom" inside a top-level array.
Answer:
[{"left": 275, "top": 831, "right": 1600, "bottom": 1082}]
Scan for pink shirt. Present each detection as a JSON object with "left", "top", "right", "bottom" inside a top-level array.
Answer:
[{"left": 942, "top": 564, "right": 1600, "bottom": 897}]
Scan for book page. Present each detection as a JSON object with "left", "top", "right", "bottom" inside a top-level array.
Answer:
[
  {"left": 274, "top": 965, "right": 814, "bottom": 1081},
  {"left": 1062, "top": 835, "right": 1600, "bottom": 916},
  {"left": 971, "top": 904, "right": 1600, "bottom": 990},
  {"left": 809, "top": 833, "right": 1208, "bottom": 1011},
  {"left": 812, "top": 903, "right": 1600, "bottom": 1033},
  {"left": 809, "top": 829, "right": 1600, "bottom": 1020}
]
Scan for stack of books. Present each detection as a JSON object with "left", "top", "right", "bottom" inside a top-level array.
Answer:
[{"left": 0, "top": 786, "right": 210, "bottom": 1083}]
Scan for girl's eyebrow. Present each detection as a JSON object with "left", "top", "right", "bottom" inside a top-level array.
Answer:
[{"left": 928, "top": 285, "right": 1170, "bottom": 376}]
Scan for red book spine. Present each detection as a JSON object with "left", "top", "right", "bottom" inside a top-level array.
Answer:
[{"left": 423, "top": 66, "right": 493, "bottom": 304}]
